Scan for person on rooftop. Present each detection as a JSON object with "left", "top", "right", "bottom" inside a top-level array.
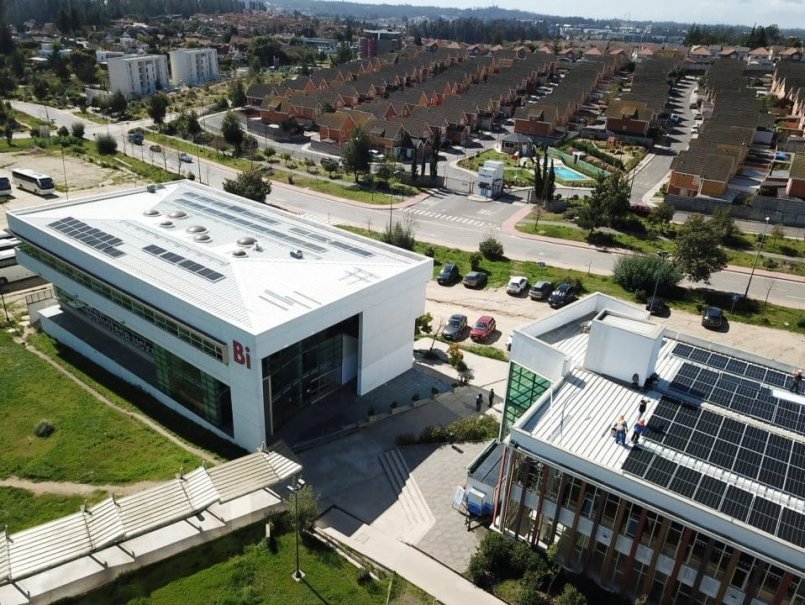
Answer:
[
  {"left": 791, "top": 369, "right": 802, "bottom": 394},
  {"left": 613, "top": 415, "right": 628, "bottom": 446},
  {"left": 631, "top": 418, "right": 646, "bottom": 445}
]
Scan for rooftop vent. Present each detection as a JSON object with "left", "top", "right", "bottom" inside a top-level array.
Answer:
[
  {"left": 290, "top": 249, "right": 304, "bottom": 259},
  {"left": 168, "top": 210, "right": 188, "bottom": 219},
  {"left": 232, "top": 249, "right": 247, "bottom": 257},
  {"left": 193, "top": 233, "right": 211, "bottom": 242},
  {"left": 143, "top": 209, "right": 160, "bottom": 217},
  {"left": 158, "top": 220, "right": 174, "bottom": 228},
  {"left": 237, "top": 236, "right": 257, "bottom": 247},
  {"left": 186, "top": 225, "right": 207, "bottom": 234}
]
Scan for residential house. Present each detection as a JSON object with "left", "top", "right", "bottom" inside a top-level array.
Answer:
[
  {"left": 605, "top": 100, "right": 653, "bottom": 137},
  {"left": 785, "top": 153, "right": 805, "bottom": 198}
]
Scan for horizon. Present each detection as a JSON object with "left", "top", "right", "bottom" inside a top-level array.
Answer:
[{"left": 314, "top": 0, "right": 805, "bottom": 30}]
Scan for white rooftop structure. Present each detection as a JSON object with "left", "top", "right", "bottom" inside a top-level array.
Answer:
[{"left": 8, "top": 182, "right": 432, "bottom": 449}]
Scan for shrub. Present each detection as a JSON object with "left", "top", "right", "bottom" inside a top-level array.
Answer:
[
  {"left": 71, "top": 122, "right": 85, "bottom": 139},
  {"left": 447, "top": 342, "right": 464, "bottom": 367},
  {"left": 57, "top": 125, "right": 69, "bottom": 138},
  {"left": 518, "top": 569, "right": 551, "bottom": 605},
  {"left": 613, "top": 254, "right": 681, "bottom": 295},
  {"left": 763, "top": 257, "right": 778, "bottom": 269},
  {"left": 469, "top": 252, "right": 482, "bottom": 270},
  {"left": 630, "top": 204, "right": 652, "bottom": 218},
  {"left": 479, "top": 236, "right": 505, "bottom": 260},
  {"left": 424, "top": 246, "right": 435, "bottom": 257},
  {"left": 797, "top": 316, "right": 805, "bottom": 328},
  {"left": 555, "top": 584, "right": 588, "bottom": 605},
  {"left": 321, "top": 157, "right": 339, "bottom": 172},
  {"left": 356, "top": 567, "right": 372, "bottom": 585},
  {"left": 35, "top": 420, "right": 55, "bottom": 438},
  {"left": 95, "top": 133, "right": 118, "bottom": 155}
]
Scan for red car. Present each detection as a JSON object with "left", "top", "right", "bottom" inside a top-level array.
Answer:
[{"left": 470, "top": 315, "right": 496, "bottom": 343}]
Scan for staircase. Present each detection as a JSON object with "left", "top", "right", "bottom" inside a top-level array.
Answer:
[{"left": 378, "top": 448, "right": 436, "bottom": 544}]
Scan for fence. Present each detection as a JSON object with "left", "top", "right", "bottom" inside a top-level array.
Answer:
[
  {"left": 549, "top": 147, "right": 608, "bottom": 178},
  {"left": 664, "top": 194, "right": 805, "bottom": 227}
]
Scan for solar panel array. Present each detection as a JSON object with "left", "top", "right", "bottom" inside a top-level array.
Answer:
[
  {"left": 670, "top": 344, "right": 805, "bottom": 437},
  {"left": 288, "top": 226, "right": 373, "bottom": 257},
  {"left": 143, "top": 244, "right": 224, "bottom": 282},
  {"left": 621, "top": 397, "right": 805, "bottom": 548},
  {"left": 48, "top": 217, "right": 125, "bottom": 258}
]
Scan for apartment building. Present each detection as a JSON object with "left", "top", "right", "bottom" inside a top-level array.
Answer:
[
  {"left": 169, "top": 48, "right": 220, "bottom": 87},
  {"left": 108, "top": 54, "right": 169, "bottom": 99}
]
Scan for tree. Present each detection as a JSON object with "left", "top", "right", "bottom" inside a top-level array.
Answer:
[
  {"left": 602, "top": 170, "right": 631, "bottom": 225},
  {"left": 57, "top": 125, "right": 69, "bottom": 138},
  {"left": 533, "top": 157, "right": 544, "bottom": 201},
  {"left": 648, "top": 202, "right": 675, "bottom": 231},
  {"left": 108, "top": 91, "right": 128, "bottom": 116},
  {"left": 289, "top": 483, "right": 318, "bottom": 532},
  {"left": 71, "top": 122, "right": 85, "bottom": 139},
  {"left": 331, "top": 40, "right": 354, "bottom": 66},
  {"left": 555, "top": 585, "right": 587, "bottom": 605},
  {"left": 32, "top": 78, "right": 49, "bottom": 100},
  {"left": 546, "top": 160, "right": 556, "bottom": 202},
  {"left": 95, "top": 133, "right": 118, "bottom": 155},
  {"left": 674, "top": 214, "right": 729, "bottom": 283},
  {"left": 230, "top": 79, "right": 246, "bottom": 107},
  {"left": 709, "top": 204, "right": 737, "bottom": 242},
  {"left": 221, "top": 111, "right": 245, "bottom": 156},
  {"left": 577, "top": 173, "right": 608, "bottom": 234},
  {"left": 479, "top": 235, "right": 504, "bottom": 260},
  {"left": 222, "top": 168, "right": 272, "bottom": 203},
  {"left": 148, "top": 93, "right": 169, "bottom": 125},
  {"left": 382, "top": 218, "right": 416, "bottom": 251},
  {"left": 4, "top": 123, "right": 12, "bottom": 145},
  {"left": 70, "top": 49, "right": 98, "bottom": 84},
  {"left": 185, "top": 110, "right": 202, "bottom": 141},
  {"left": 341, "top": 127, "right": 371, "bottom": 181},
  {"left": 613, "top": 254, "right": 682, "bottom": 295},
  {"left": 429, "top": 131, "right": 441, "bottom": 177}
]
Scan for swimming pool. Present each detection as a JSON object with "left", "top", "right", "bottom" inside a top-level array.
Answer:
[{"left": 554, "top": 165, "right": 589, "bottom": 181}]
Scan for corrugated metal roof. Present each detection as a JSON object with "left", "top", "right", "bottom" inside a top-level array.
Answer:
[{"left": 0, "top": 447, "right": 301, "bottom": 584}]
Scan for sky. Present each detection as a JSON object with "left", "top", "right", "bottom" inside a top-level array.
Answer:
[{"left": 343, "top": 0, "right": 805, "bottom": 29}]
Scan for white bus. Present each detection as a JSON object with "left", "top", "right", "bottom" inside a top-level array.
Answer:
[
  {"left": 11, "top": 168, "right": 55, "bottom": 196},
  {"left": 0, "top": 249, "right": 36, "bottom": 286}
]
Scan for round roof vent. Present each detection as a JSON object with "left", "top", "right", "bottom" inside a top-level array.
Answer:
[
  {"left": 186, "top": 225, "right": 207, "bottom": 234},
  {"left": 193, "top": 233, "right": 211, "bottom": 242},
  {"left": 237, "top": 236, "right": 258, "bottom": 247},
  {"left": 158, "top": 220, "right": 174, "bottom": 228},
  {"left": 168, "top": 210, "right": 188, "bottom": 219},
  {"left": 143, "top": 209, "right": 160, "bottom": 217},
  {"left": 232, "top": 249, "right": 247, "bottom": 257}
]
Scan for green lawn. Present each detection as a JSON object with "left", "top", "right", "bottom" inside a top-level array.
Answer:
[
  {"left": 0, "top": 487, "right": 102, "bottom": 533},
  {"left": 342, "top": 226, "right": 805, "bottom": 335},
  {"left": 0, "top": 137, "right": 40, "bottom": 153},
  {"left": 66, "top": 524, "right": 437, "bottom": 605},
  {"left": 0, "top": 329, "right": 199, "bottom": 486}
]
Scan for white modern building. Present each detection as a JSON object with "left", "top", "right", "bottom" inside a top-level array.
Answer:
[
  {"left": 467, "top": 293, "right": 805, "bottom": 604},
  {"left": 108, "top": 54, "right": 169, "bottom": 99},
  {"left": 8, "top": 181, "right": 432, "bottom": 450},
  {"left": 169, "top": 48, "right": 220, "bottom": 87}
]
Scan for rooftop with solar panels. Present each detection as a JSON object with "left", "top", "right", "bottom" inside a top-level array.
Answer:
[
  {"left": 509, "top": 293, "right": 804, "bottom": 563},
  {"left": 8, "top": 181, "right": 429, "bottom": 334}
]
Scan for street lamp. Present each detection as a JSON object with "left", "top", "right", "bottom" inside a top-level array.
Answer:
[
  {"left": 287, "top": 477, "right": 306, "bottom": 582},
  {"left": 743, "top": 216, "right": 770, "bottom": 299},
  {"left": 649, "top": 251, "right": 671, "bottom": 309}
]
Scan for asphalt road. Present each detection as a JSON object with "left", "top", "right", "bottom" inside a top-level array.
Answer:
[{"left": 7, "top": 101, "right": 805, "bottom": 310}]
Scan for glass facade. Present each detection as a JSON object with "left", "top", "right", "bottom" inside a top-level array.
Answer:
[
  {"left": 21, "top": 244, "right": 227, "bottom": 362},
  {"left": 502, "top": 362, "right": 551, "bottom": 435},
  {"left": 262, "top": 316, "right": 358, "bottom": 432},
  {"left": 154, "top": 345, "right": 232, "bottom": 434}
]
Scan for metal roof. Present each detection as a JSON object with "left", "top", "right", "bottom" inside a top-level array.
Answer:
[
  {"left": 0, "top": 447, "right": 301, "bottom": 584},
  {"left": 8, "top": 182, "right": 430, "bottom": 335}
]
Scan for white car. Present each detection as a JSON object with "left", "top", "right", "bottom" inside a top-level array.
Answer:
[
  {"left": 506, "top": 276, "right": 529, "bottom": 296},
  {"left": 178, "top": 152, "right": 193, "bottom": 163}
]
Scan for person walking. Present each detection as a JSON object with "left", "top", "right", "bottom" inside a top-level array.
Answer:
[
  {"left": 791, "top": 370, "right": 802, "bottom": 394},
  {"left": 488, "top": 388, "right": 495, "bottom": 408},
  {"left": 612, "top": 415, "right": 628, "bottom": 446},
  {"left": 476, "top": 393, "right": 483, "bottom": 412},
  {"left": 631, "top": 419, "right": 646, "bottom": 445},
  {"left": 638, "top": 398, "right": 648, "bottom": 416}
]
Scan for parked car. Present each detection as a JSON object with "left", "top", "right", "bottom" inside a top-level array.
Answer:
[
  {"left": 463, "top": 271, "right": 487, "bottom": 289},
  {"left": 470, "top": 315, "right": 496, "bottom": 343},
  {"left": 437, "top": 263, "right": 460, "bottom": 285},
  {"left": 529, "top": 280, "right": 554, "bottom": 301},
  {"left": 127, "top": 131, "right": 143, "bottom": 145},
  {"left": 0, "top": 176, "right": 11, "bottom": 198},
  {"left": 702, "top": 306, "right": 724, "bottom": 329},
  {"left": 178, "top": 152, "right": 193, "bottom": 163},
  {"left": 548, "top": 283, "right": 576, "bottom": 308},
  {"left": 506, "top": 276, "right": 529, "bottom": 296},
  {"left": 646, "top": 296, "right": 667, "bottom": 315},
  {"left": 149, "top": 144, "right": 162, "bottom": 153},
  {"left": 442, "top": 314, "right": 468, "bottom": 341},
  {"left": 369, "top": 149, "right": 385, "bottom": 162}
]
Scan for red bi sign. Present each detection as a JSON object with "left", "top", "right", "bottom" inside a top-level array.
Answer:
[{"left": 232, "top": 340, "right": 252, "bottom": 369}]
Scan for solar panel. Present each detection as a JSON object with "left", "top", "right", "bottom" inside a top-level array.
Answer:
[
  {"left": 49, "top": 217, "right": 125, "bottom": 258},
  {"left": 289, "top": 226, "right": 374, "bottom": 257},
  {"left": 644, "top": 457, "right": 677, "bottom": 488},
  {"left": 777, "top": 508, "right": 805, "bottom": 547},
  {"left": 720, "top": 486, "right": 753, "bottom": 522},
  {"left": 694, "top": 476, "right": 728, "bottom": 508},
  {"left": 747, "top": 497, "right": 781, "bottom": 534},
  {"left": 143, "top": 245, "right": 225, "bottom": 283},
  {"left": 668, "top": 466, "right": 702, "bottom": 498},
  {"left": 673, "top": 343, "right": 693, "bottom": 358},
  {"left": 621, "top": 447, "right": 654, "bottom": 477},
  {"left": 759, "top": 457, "right": 787, "bottom": 490}
]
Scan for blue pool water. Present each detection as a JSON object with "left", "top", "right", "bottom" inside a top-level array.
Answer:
[{"left": 554, "top": 165, "right": 588, "bottom": 181}]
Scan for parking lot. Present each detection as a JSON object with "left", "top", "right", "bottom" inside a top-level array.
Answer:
[{"left": 425, "top": 281, "right": 805, "bottom": 367}]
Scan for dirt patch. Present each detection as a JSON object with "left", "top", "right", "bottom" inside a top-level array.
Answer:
[
  {"left": 0, "top": 148, "right": 131, "bottom": 191},
  {"left": 425, "top": 282, "right": 805, "bottom": 367},
  {"left": 0, "top": 475, "right": 162, "bottom": 497}
]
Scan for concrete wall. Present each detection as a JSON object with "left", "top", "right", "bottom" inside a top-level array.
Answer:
[{"left": 664, "top": 193, "right": 805, "bottom": 226}]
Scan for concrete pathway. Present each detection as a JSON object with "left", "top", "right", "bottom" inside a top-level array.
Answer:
[
  {"left": 0, "top": 476, "right": 161, "bottom": 497},
  {"left": 317, "top": 507, "right": 506, "bottom": 605}
]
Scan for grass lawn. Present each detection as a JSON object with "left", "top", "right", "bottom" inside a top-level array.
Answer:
[
  {"left": 0, "top": 329, "right": 200, "bottom": 488},
  {"left": 0, "top": 487, "right": 103, "bottom": 533},
  {"left": 66, "top": 523, "right": 437, "bottom": 605},
  {"left": 0, "top": 137, "right": 40, "bottom": 153},
  {"left": 342, "top": 226, "right": 805, "bottom": 335}
]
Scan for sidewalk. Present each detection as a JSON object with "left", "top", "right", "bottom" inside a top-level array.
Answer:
[{"left": 317, "top": 508, "right": 506, "bottom": 605}]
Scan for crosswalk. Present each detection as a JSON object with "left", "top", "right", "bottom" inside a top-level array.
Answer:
[{"left": 404, "top": 208, "right": 492, "bottom": 228}]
